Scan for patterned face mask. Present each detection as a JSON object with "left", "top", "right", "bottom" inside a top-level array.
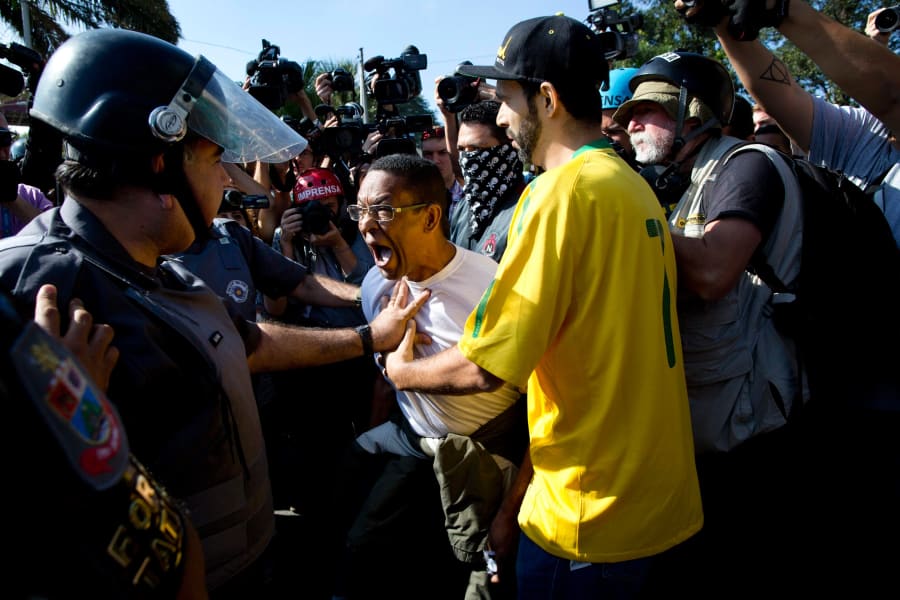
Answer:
[{"left": 459, "top": 142, "right": 522, "bottom": 238}]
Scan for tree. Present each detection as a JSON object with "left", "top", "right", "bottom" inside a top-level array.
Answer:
[
  {"left": 608, "top": 0, "right": 893, "bottom": 105},
  {"left": 0, "top": 0, "right": 181, "bottom": 59}
]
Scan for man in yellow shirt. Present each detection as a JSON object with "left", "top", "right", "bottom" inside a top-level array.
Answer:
[{"left": 384, "top": 14, "right": 702, "bottom": 597}]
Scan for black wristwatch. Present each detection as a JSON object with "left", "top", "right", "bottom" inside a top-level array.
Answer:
[{"left": 355, "top": 324, "right": 374, "bottom": 356}]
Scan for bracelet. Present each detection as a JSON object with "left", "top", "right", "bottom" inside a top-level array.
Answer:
[{"left": 355, "top": 324, "right": 374, "bottom": 356}]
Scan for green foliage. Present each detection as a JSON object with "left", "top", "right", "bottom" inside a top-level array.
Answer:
[
  {"left": 610, "top": 0, "right": 894, "bottom": 106},
  {"left": 1, "top": 0, "right": 181, "bottom": 59}
]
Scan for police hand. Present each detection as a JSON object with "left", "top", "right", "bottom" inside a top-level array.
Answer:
[
  {"left": 369, "top": 277, "right": 431, "bottom": 353},
  {"left": 34, "top": 283, "right": 119, "bottom": 392},
  {"left": 673, "top": 0, "right": 730, "bottom": 27}
]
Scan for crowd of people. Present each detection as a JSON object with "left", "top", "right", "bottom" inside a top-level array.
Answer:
[{"left": 2, "top": 0, "right": 898, "bottom": 598}]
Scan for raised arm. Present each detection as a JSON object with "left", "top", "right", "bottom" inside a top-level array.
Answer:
[{"left": 776, "top": 1, "right": 900, "bottom": 133}]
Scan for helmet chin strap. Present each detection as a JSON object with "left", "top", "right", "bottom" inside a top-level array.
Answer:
[
  {"left": 152, "top": 143, "right": 210, "bottom": 241},
  {"left": 671, "top": 79, "right": 720, "bottom": 159}
]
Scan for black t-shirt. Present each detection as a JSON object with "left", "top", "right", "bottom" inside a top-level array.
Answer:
[{"left": 705, "top": 150, "right": 786, "bottom": 243}]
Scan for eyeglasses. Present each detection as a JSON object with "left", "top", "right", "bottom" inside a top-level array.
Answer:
[
  {"left": 421, "top": 126, "right": 445, "bottom": 141},
  {"left": 347, "top": 202, "right": 430, "bottom": 223}
]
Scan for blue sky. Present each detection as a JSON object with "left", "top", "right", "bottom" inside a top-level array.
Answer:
[{"left": 167, "top": 0, "right": 604, "bottom": 119}]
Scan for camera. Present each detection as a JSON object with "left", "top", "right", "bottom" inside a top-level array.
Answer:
[
  {"left": 586, "top": 0, "right": 643, "bottom": 61},
  {"left": 876, "top": 6, "right": 900, "bottom": 33},
  {"left": 296, "top": 199, "right": 333, "bottom": 236},
  {"left": 282, "top": 115, "right": 323, "bottom": 155},
  {"left": 317, "top": 102, "right": 370, "bottom": 158},
  {"left": 437, "top": 61, "right": 479, "bottom": 113},
  {"left": 246, "top": 39, "right": 306, "bottom": 111},
  {"left": 364, "top": 46, "right": 427, "bottom": 106},
  {"left": 222, "top": 189, "right": 270, "bottom": 210},
  {"left": 0, "top": 41, "right": 44, "bottom": 94},
  {"left": 329, "top": 68, "right": 355, "bottom": 93}
]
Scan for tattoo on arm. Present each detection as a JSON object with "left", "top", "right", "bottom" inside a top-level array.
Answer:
[{"left": 760, "top": 58, "right": 791, "bottom": 86}]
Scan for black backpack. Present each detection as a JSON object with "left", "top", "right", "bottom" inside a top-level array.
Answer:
[{"left": 711, "top": 145, "right": 900, "bottom": 413}]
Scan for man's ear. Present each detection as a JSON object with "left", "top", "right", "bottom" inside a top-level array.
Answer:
[
  {"left": 540, "top": 81, "right": 560, "bottom": 117},
  {"left": 423, "top": 203, "right": 442, "bottom": 233}
]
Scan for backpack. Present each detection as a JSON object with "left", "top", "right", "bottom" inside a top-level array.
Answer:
[{"left": 709, "top": 144, "right": 900, "bottom": 414}]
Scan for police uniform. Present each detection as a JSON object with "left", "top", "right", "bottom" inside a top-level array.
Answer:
[
  {"left": 0, "top": 199, "right": 273, "bottom": 591},
  {"left": 172, "top": 217, "right": 308, "bottom": 322}
]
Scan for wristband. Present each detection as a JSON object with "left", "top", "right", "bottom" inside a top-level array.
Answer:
[{"left": 355, "top": 324, "right": 374, "bottom": 356}]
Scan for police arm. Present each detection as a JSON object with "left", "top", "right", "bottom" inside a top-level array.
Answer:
[
  {"left": 384, "top": 319, "right": 503, "bottom": 394},
  {"left": 291, "top": 273, "right": 361, "bottom": 307},
  {"left": 248, "top": 278, "right": 430, "bottom": 372},
  {"left": 671, "top": 218, "right": 763, "bottom": 301}
]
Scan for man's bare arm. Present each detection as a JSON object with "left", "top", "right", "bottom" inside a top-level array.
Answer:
[{"left": 778, "top": 1, "right": 900, "bottom": 133}]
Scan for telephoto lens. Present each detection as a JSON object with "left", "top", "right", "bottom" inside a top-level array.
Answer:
[{"left": 875, "top": 6, "right": 899, "bottom": 33}]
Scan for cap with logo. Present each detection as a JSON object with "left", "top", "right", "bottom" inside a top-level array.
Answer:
[
  {"left": 457, "top": 14, "right": 608, "bottom": 91},
  {"left": 601, "top": 67, "right": 639, "bottom": 111}
]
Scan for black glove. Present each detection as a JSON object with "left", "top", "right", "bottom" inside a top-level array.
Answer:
[
  {"left": 0, "top": 161, "right": 20, "bottom": 203},
  {"left": 675, "top": 0, "right": 731, "bottom": 27},
  {"left": 723, "top": 0, "right": 790, "bottom": 41}
]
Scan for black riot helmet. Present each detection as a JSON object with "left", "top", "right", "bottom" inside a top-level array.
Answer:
[
  {"left": 29, "top": 29, "right": 306, "bottom": 237},
  {"left": 30, "top": 28, "right": 307, "bottom": 164},
  {"left": 628, "top": 51, "right": 734, "bottom": 127}
]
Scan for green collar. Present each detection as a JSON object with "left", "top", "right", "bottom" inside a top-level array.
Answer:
[{"left": 572, "top": 138, "right": 612, "bottom": 159}]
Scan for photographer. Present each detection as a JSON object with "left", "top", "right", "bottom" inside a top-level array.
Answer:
[
  {"left": 268, "top": 167, "right": 373, "bottom": 325},
  {"left": 674, "top": 0, "right": 899, "bottom": 246}
]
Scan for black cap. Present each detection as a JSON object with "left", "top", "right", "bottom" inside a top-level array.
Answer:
[{"left": 457, "top": 15, "right": 608, "bottom": 90}]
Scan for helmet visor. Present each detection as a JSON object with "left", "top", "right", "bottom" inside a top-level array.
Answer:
[{"left": 189, "top": 66, "right": 307, "bottom": 163}]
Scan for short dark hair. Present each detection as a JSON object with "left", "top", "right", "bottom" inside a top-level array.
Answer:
[
  {"left": 520, "top": 79, "right": 603, "bottom": 123},
  {"left": 458, "top": 101, "right": 508, "bottom": 142},
  {"left": 368, "top": 153, "right": 450, "bottom": 232}
]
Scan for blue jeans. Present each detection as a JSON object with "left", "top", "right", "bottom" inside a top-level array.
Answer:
[{"left": 516, "top": 532, "right": 653, "bottom": 599}]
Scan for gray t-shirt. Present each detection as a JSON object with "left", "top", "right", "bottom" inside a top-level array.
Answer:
[{"left": 810, "top": 97, "right": 900, "bottom": 247}]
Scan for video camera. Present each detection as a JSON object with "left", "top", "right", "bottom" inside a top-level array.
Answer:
[
  {"left": 0, "top": 42, "right": 44, "bottom": 95},
  {"left": 316, "top": 101, "right": 432, "bottom": 159},
  {"left": 246, "top": 39, "right": 306, "bottom": 111},
  {"left": 585, "top": 0, "right": 643, "bottom": 62},
  {"left": 222, "top": 189, "right": 270, "bottom": 210},
  {"left": 364, "top": 46, "right": 427, "bottom": 106},
  {"left": 437, "top": 61, "right": 479, "bottom": 114}
]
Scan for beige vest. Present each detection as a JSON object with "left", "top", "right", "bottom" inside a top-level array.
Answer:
[{"left": 670, "top": 137, "right": 806, "bottom": 452}]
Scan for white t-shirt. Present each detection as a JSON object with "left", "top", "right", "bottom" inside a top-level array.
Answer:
[{"left": 361, "top": 245, "right": 521, "bottom": 437}]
